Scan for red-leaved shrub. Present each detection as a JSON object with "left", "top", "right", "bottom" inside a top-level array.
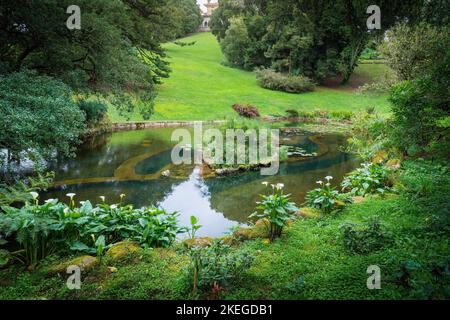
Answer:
[{"left": 232, "top": 104, "right": 260, "bottom": 118}]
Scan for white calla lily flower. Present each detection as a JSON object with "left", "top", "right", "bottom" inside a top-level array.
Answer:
[
  {"left": 275, "top": 183, "right": 284, "bottom": 190},
  {"left": 30, "top": 192, "right": 39, "bottom": 200}
]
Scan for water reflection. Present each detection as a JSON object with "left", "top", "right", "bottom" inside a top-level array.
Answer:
[
  {"left": 158, "top": 167, "right": 240, "bottom": 237},
  {"left": 42, "top": 128, "right": 359, "bottom": 236}
]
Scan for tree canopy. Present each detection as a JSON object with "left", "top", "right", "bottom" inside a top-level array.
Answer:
[
  {"left": 0, "top": 71, "right": 86, "bottom": 170},
  {"left": 211, "top": 0, "right": 443, "bottom": 83},
  {"left": 0, "top": 0, "right": 202, "bottom": 118}
]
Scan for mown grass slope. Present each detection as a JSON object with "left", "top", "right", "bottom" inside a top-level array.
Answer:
[{"left": 109, "top": 33, "right": 390, "bottom": 122}]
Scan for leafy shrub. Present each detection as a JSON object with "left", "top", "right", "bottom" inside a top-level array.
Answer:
[
  {"left": 77, "top": 100, "right": 108, "bottom": 124},
  {"left": 0, "top": 71, "right": 86, "bottom": 165},
  {"left": 330, "top": 110, "right": 354, "bottom": 121},
  {"left": 346, "top": 113, "right": 392, "bottom": 161},
  {"left": 389, "top": 77, "right": 449, "bottom": 157},
  {"left": 341, "top": 163, "right": 391, "bottom": 197},
  {"left": 313, "top": 110, "right": 330, "bottom": 118},
  {"left": 255, "top": 68, "right": 315, "bottom": 93},
  {"left": 285, "top": 109, "right": 299, "bottom": 118},
  {"left": 220, "top": 17, "right": 251, "bottom": 69},
  {"left": 250, "top": 182, "right": 298, "bottom": 241},
  {"left": 382, "top": 23, "right": 450, "bottom": 158},
  {"left": 340, "top": 217, "right": 391, "bottom": 254},
  {"left": 193, "top": 240, "right": 254, "bottom": 292},
  {"left": 0, "top": 195, "right": 185, "bottom": 266},
  {"left": 174, "top": 41, "right": 196, "bottom": 47},
  {"left": 398, "top": 160, "right": 450, "bottom": 234},
  {"left": 360, "top": 48, "right": 381, "bottom": 60},
  {"left": 231, "top": 104, "right": 260, "bottom": 118},
  {"left": 305, "top": 176, "right": 351, "bottom": 214},
  {"left": 0, "top": 172, "right": 54, "bottom": 206},
  {"left": 380, "top": 22, "right": 448, "bottom": 82}
]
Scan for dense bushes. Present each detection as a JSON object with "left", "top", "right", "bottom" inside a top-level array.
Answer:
[
  {"left": 346, "top": 112, "right": 392, "bottom": 161},
  {"left": 380, "top": 23, "right": 449, "bottom": 82},
  {"left": 381, "top": 22, "right": 450, "bottom": 158},
  {"left": 77, "top": 100, "right": 108, "bottom": 125},
  {"left": 398, "top": 160, "right": 450, "bottom": 235},
  {"left": 220, "top": 17, "right": 251, "bottom": 69},
  {"left": 255, "top": 69, "right": 315, "bottom": 93},
  {"left": 0, "top": 71, "right": 86, "bottom": 167},
  {"left": 0, "top": 196, "right": 184, "bottom": 266},
  {"left": 284, "top": 109, "right": 354, "bottom": 121},
  {"left": 231, "top": 104, "right": 260, "bottom": 118},
  {"left": 212, "top": 1, "right": 429, "bottom": 83},
  {"left": 389, "top": 77, "right": 449, "bottom": 157},
  {"left": 341, "top": 163, "right": 391, "bottom": 197}
]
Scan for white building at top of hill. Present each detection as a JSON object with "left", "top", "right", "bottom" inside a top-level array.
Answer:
[{"left": 199, "top": 0, "right": 219, "bottom": 32}]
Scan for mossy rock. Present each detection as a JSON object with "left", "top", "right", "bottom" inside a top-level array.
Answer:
[
  {"left": 372, "top": 150, "right": 388, "bottom": 164},
  {"left": 183, "top": 237, "right": 214, "bottom": 249},
  {"left": 219, "top": 235, "right": 237, "bottom": 246},
  {"left": 351, "top": 196, "right": 366, "bottom": 203},
  {"left": 386, "top": 158, "right": 401, "bottom": 171},
  {"left": 47, "top": 255, "right": 99, "bottom": 274},
  {"left": 233, "top": 220, "right": 268, "bottom": 241},
  {"left": 296, "top": 207, "right": 321, "bottom": 218},
  {"left": 106, "top": 241, "right": 142, "bottom": 262}
]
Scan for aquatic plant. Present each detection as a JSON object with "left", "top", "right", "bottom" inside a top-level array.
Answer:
[
  {"left": 305, "top": 176, "right": 351, "bottom": 214},
  {"left": 341, "top": 163, "right": 391, "bottom": 197},
  {"left": 250, "top": 182, "right": 298, "bottom": 241},
  {"left": 0, "top": 194, "right": 185, "bottom": 266}
]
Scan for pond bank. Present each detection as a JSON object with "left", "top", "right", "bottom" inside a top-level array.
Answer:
[{"left": 111, "top": 120, "right": 226, "bottom": 131}]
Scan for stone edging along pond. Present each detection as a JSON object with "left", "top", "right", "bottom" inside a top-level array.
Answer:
[
  {"left": 110, "top": 117, "right": 351, "bottom": 131},
  {"left": 110, "top": 120, "right": 226, "bottom": 131}
]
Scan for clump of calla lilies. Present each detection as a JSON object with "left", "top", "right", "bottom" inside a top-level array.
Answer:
[{"left": 250, "top": 181, "right": 298, "bottom": 241}]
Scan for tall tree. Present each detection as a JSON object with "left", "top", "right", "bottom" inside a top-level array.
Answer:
[
  {"left": 0, "top": 0, "right": 200, "bottom": 118},
  {"left": 211, "top": 0, "right": 426, "bottom": 83}
]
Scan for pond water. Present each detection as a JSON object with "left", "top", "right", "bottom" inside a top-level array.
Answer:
[{"left": 42, "top": 127, "right": 359, "bottom": 237}]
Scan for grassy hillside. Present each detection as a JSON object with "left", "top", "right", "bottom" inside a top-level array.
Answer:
[{"left": 109, "top": 33, "right": 390, "bottom": 122}]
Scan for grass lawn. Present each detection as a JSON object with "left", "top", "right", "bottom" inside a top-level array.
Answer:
[{"left": 109, "top": 33, "right": 391, "bottom": 122}]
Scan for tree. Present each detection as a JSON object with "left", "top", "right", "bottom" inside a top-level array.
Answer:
[
  {"left": 220, "top": 17, "right": 251, "bottom": 68},
  {"left": 0, "top": 71, "right": 86, "bottom": 170},
  {"left": 380, "top": 22, "right": 449, "bottom": 81},
  {"left": 166, "top": 0, "right": 203, "bottom": 38},
  {"left": 211, "top": 0, "right": 425, "bottom": 83},
  {"left": 387, "top": 23, "right": 450, "bottom": 157},
  {"left": 0, "top": 0, "right": 199, "bottom": 119}
]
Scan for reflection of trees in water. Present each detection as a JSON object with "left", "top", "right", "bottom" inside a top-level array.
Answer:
[
  {"left": 206, "top": 152, "right": 355, "bottom": 195},
  {"left": 81, "top": 133, "right": 112, "bottom": 152},
  {"left": 206, "top": 151, "right": 359, "bottom": 223},
  {"left": 49, "top": 131, "right": 175, "bottom": 181},
  {"left": 43, "top": 178, "right": 185, "bottom": 208}
]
